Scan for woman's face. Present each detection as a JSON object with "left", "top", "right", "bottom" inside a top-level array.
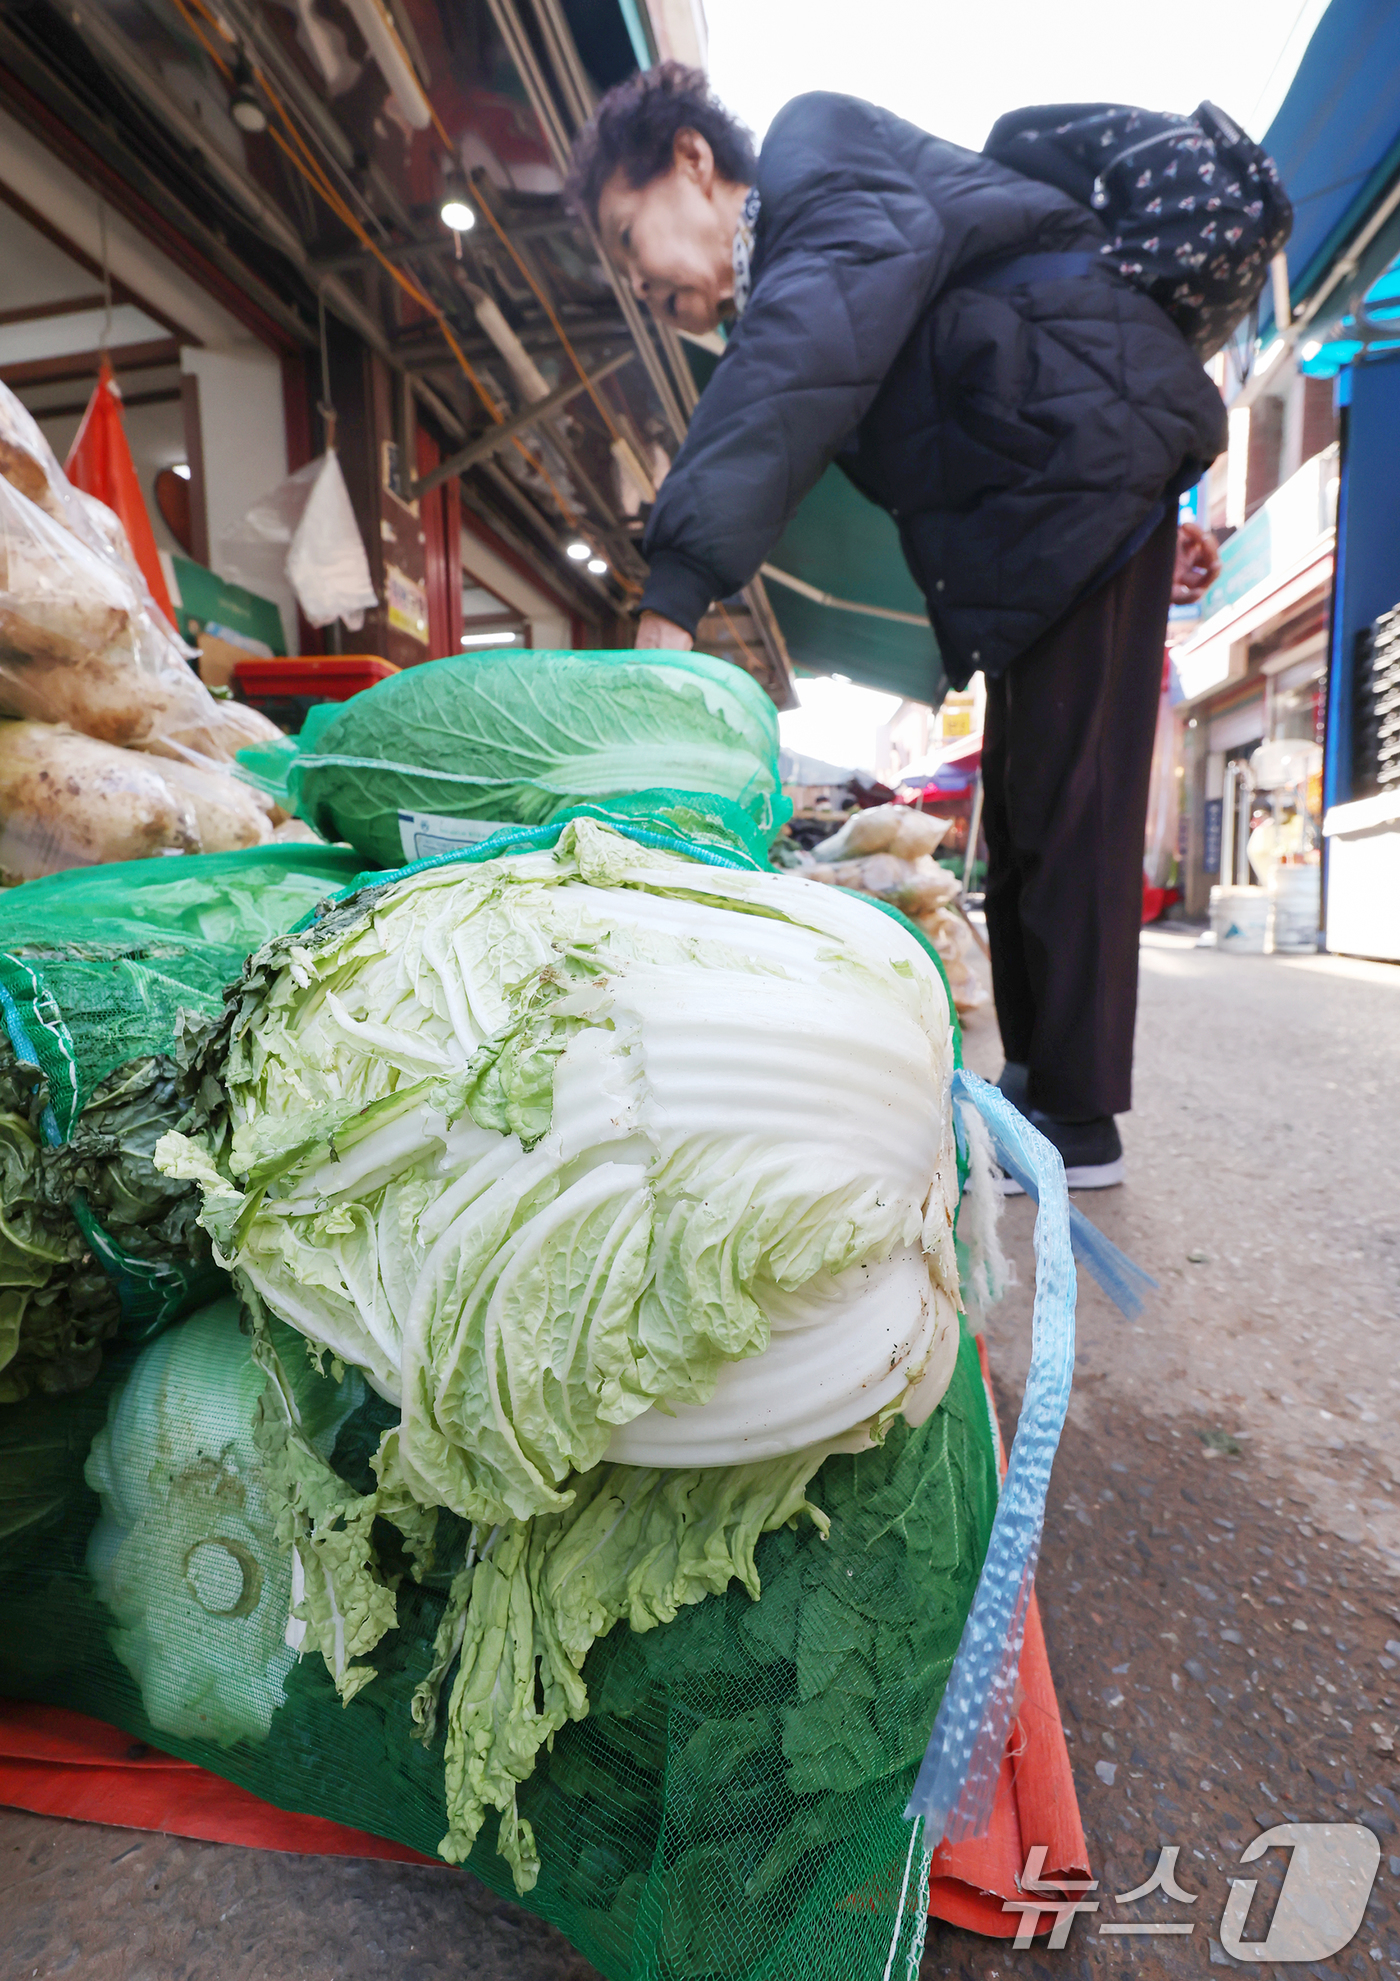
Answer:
[{"left": 597, "top": 130, "right": 745, "bottom": 335}]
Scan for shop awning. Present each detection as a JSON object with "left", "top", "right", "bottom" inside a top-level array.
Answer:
[
  {"left": 778, "top": 745, "right": 858, "bottom": 786},
  {"left": 683, "top": 342, "right": 944, "bottom": 704},
  {"left": 1263, "top": 0, "right": 1400, "bottom": 337},
  {"left": 762, "top": 471, "right": 945, "bottom": 705},
  {"left": 896, "top": 733, "right": 982, "bottom": 797}
]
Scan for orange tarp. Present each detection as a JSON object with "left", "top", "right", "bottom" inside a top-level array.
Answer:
[{"left": 0, "top": 1700, "right": 433, "bottom": 1865}]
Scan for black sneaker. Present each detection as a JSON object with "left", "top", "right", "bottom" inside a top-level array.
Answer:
[{"left": 998, "top": 1110, "right": 1124, "bottom": 1193}]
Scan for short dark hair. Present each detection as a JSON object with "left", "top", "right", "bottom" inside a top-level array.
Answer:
[{"left": 565, "top": 62, "right": 757, "bottom": 226}]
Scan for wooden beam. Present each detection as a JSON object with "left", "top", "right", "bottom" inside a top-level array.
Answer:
[
  {"left": 0, "top": 338, "right": 181, "bottom": 386},
  {"left": 408, "top": 349, "right": 633, "bottom": 498},
  {"left": 0, "top": 292, "right": 108, "bottom": 330},
  {"left": 24, "top": 385, "right": 180, "bottom": 420}
]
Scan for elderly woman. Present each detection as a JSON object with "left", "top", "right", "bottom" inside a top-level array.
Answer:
[{"left": 567, "top": 66, "right": 1225, "bottom": 1189}]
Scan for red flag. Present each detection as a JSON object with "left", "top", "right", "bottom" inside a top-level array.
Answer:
[{"left": 65, "top": 356, "right": 177, "bottom": 630}]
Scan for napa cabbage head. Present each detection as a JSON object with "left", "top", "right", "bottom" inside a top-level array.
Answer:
[
  {"left": 158, "top": 819, "right": 960, "bottom": 1528},
  {"left": 84, "top": 1300, "right": 362, "bottom": 1746}
]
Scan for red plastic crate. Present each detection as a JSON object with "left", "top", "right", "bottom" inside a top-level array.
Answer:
[{"left": 233, "top": 655, "right": 399, "bottom": 703}]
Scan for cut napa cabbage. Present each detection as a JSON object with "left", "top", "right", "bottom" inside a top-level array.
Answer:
[
  {"left": 159, "top": 819, "right": 960, "bottom": 1526},
  {"left": 84, "top": 1300, "right": 362, "bottom": 1746}
]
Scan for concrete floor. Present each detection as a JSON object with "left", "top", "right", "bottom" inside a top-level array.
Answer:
[{"left": 3, "top": 928, "right": 1398, "bottom": 1980}]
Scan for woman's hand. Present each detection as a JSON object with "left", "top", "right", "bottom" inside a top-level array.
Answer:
[
  {"left": 635, "top": 611, "right": 694, "bottom": 651},
  {"left": 1172, "top": 519, "right": 1221, "bottom": 604}
]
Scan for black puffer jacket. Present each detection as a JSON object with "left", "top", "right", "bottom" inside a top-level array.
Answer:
[{"left": 639, "top": 93, "right": 1227, "bottom": 687}]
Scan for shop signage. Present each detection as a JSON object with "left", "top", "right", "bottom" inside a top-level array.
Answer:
[
  {"left": 169, "top": 553, "right": 285, "bottom": 656},
  {"left": 1203, "top": 798, "right": 1222, "bottom": 875},
  {"left": 1196, "top": 449, "right": 1337, "bottom": 628},
  {"left": 386, "top": 564, "right": 429, "bottom": 643}
]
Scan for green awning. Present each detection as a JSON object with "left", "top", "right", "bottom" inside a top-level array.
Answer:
[
  {"left": 763, "top": 469, "right": 944, "bottom": 702},
  {"left": 682, "top": 343, "right": 943, "bottom": 703}
]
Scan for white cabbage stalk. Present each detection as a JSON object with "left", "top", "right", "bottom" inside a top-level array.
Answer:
[{"left": 159, "top": 820, "right": 960, "bottom": 1526}]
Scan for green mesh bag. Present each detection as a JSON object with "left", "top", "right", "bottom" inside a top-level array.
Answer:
[
  {"left": 0, "top": 844, "right": 362, "bottom": 1397},
  {"left": 0, "top": 807, "right": 1020, "bottom": 1979},
  {"left": 0, "top": 1303, "right": 997, "bottom": 1981},
  {"left": 233, "top": 650, "right": 792, "bottom": 870},
  {"left": 0, "top": 845, "right": 362, "bottom": 1129}
]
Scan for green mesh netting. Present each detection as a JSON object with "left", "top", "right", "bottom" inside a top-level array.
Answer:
[
  {"left": 0, "top": 846, "right": 362, "bottom": 1392},
  {"left": 0, "top": 844, "right": 361, "bottom": 1131},
  {"left": 0, "top": 807, "right": 995, "bottom": 1979},
  {"left": 0, "top": 1309, "right": 996, "bottom": 1981},
  {"left": 233, "top": 651, "right": 792, "bottom": 870}
]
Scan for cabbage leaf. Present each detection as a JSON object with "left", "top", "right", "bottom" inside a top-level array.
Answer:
[
  {"left": 417, "top": 1447, "right": 830, "bottom": 1890},
  {"left": 278, "top": 649, "right": 789, "bottom": 869}
]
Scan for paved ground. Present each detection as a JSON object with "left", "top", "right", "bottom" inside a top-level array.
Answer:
[{"left": 3, "top": 926, "right": 1398, "bottom": 1980}]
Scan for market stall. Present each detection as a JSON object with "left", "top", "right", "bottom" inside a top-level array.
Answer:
[
  {"left": 0, "top": 630, "right": 1116, "bottom": 1977},
  {"left": 895, "top": 733, "right": 984, "bottom": 868}
]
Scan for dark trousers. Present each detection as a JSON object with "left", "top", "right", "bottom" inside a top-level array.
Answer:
[{"left": 981, "top": 516, "right": 1177, "bottom": 1121}]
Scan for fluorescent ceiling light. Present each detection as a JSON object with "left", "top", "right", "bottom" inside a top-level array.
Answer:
[
  {"left": 565, "top": 540, "right": 592, "bottom": 561},
  {"left": 460, "top": 629, "right": 517, "bottom": 646}
]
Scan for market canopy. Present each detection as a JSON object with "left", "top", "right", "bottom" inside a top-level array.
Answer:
[
  {"left": 683, "top": 343, "right": 943, "bottom": 705},
  {"left": 1262, "top": 0, "right": 1400, "bottom": 339},
  {"left": 763, "top": 471, "right": 945, "bottom": 706}
]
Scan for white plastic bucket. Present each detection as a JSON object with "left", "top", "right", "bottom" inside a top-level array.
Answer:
[
  {"left": 1209, "top": 884, "right": 1269, "bottom": 953},
  {"left": 1267, "top": 864, "right": 1321, "bottom": 954}
]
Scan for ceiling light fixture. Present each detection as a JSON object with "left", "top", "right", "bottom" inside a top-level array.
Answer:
[
  {"left": 229, "top": 61, "right": 268, "bottom": 134},
  {"left": 440, "top": 168, "right": 476, "bottom": 236},
  {"left": 586, "top": 557, "right": 608, "bottom": 575},
  {"left": 459, "top": 629, "right": 517, "bottom": 647},
  {"left": 565, "top": 540, "right": 592, "bottom": 561}
]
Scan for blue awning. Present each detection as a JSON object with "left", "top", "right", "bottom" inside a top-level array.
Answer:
[{"left": 1263, "top": 0, "right": 1400, "bottom": 335}]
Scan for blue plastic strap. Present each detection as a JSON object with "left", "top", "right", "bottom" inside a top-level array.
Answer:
[
  {"left": 992, "top": 1126, "right": 1157, "bottom": 1322},
  {"left": 905, "top": 1069, "right": 1077, "bottom": 1841}
]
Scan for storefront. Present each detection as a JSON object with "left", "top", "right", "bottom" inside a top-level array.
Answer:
[
  {"left": 1171, "top": 446, "right": 1335, "bottom": 920},
  {"left": 1237, "top": 0, "right": 1400, "bottom": 957},
  {"left": 0, "top": 0, "right": 799, "bottom": 701}
]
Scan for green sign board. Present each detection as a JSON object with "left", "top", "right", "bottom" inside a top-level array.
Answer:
[{"left": 169, "top": 554, "right": 286, "bottom": 656}]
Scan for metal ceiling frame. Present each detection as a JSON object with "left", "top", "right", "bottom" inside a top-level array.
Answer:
[
  {"left": 409, "top": 347, "right": 633, "bottom": 495},
  {"left": 481, "top": 0, "right": 794, "bottom": 702},
  {"left": 0, "top": 0, "right": 795, "bottom": 699},
  {"left": 0, "top": 0, "right": 641, "bottom": 600}
]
